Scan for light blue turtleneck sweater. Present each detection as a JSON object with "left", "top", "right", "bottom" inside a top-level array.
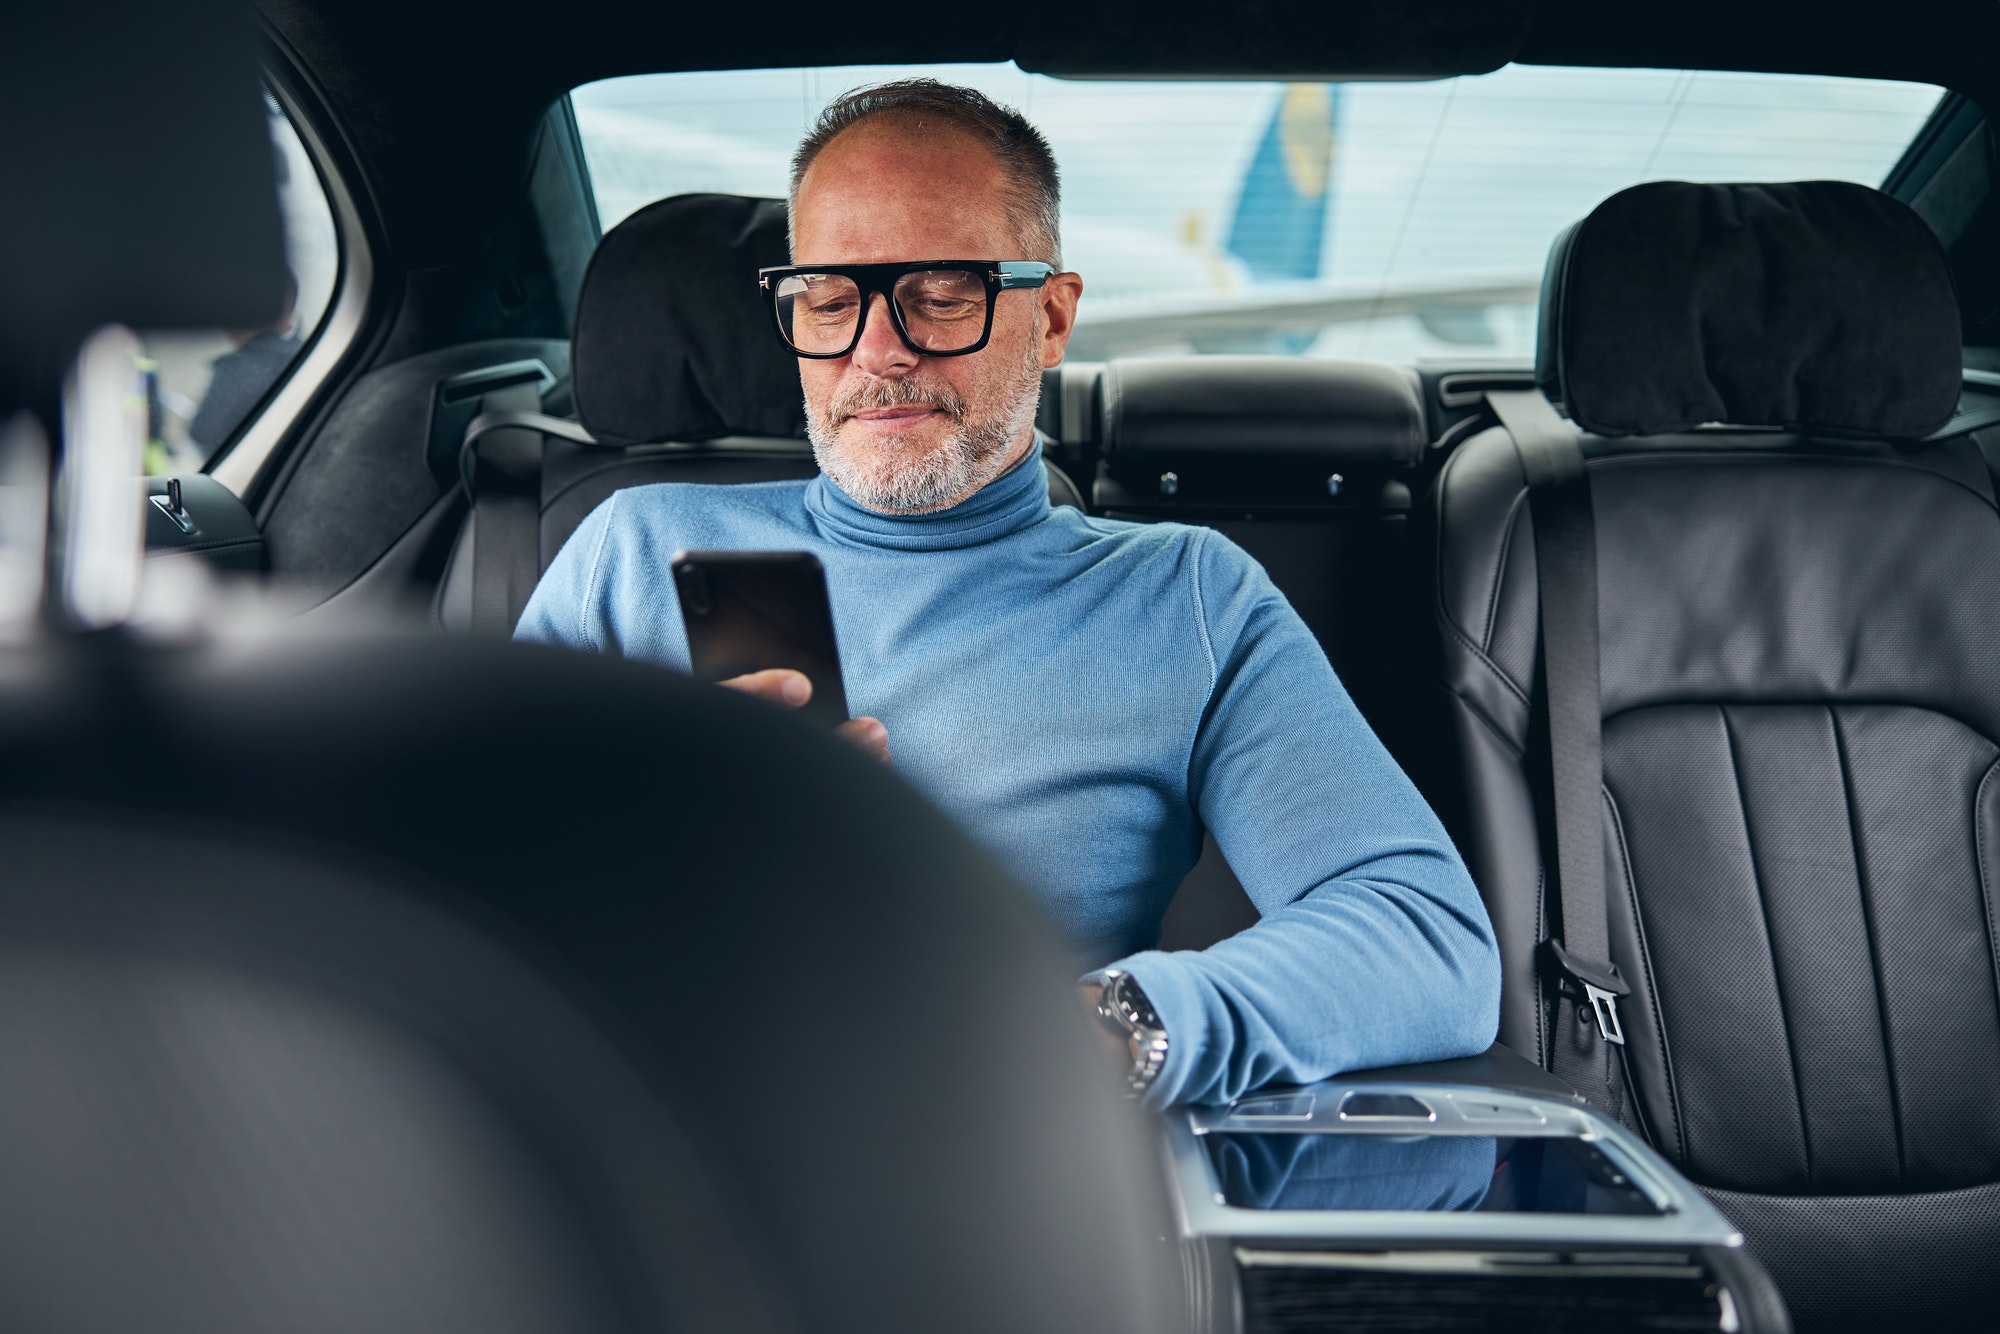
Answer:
[{"left": 516, "top": 449, "right": 1499, "bottom": 1106}]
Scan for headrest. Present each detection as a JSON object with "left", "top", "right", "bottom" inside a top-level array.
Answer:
[
  {"left": 572, "top": 194, "right": 805, "bottom": 446},
  {"left": 1101, "top": 357, "right": 1426, "bottom": 466},
  {"left": 1536, "top": 181, "right": 1961, "bottom": 439},
  {"left": 4, "top": 1, "right": 286, "bottom": 414}
]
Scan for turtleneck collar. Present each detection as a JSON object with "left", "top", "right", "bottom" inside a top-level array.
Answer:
[{"left": 804, "top": 440, "right": 1053, "bottom": 552}]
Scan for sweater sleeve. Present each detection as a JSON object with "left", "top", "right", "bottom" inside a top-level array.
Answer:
[
  {"left": 1104, "top": 531, "right": 1500, "bottom": 1108},
  {"left": 513, "top": 492, "right": 621, "bottom": 652}
]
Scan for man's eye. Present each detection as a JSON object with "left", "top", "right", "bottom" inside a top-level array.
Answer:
[
  {"left": 913, "top": 299, "right": 978, "bottom": 319},
  {"left": 804, "top": 298, "right": 856, "bottom": 319}
]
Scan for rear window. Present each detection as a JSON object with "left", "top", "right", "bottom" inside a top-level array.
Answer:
[{"left": 570, "top": 65, "right": 1942, "bottom": 363}]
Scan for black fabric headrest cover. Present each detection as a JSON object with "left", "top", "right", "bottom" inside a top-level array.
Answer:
[
  {"left": 3, "top": 1, "right": 286, "bottom": 414},
  {"left": 1102, "top": 357, "right": 1425, "bottom": 466},
  {"left": 572, "top": 194, "right": 805, "bottom": 446},
  {"left": 1536, "top": 181, "right": 1961, "bottom": 439}
]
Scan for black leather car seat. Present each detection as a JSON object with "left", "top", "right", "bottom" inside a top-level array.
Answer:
[
  {"left": 1430, "top": 179, "right": 2000, "bottom": 1329},
  {"left": 438, "top": 193, "right": 1084, "bottom": 633},
  {"left": 0, "top": 630, "right": 1181, "bottom": 1334}
]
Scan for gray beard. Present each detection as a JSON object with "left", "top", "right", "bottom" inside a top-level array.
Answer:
[{"left": 806, "top": 339, "right": 1044, "bottom": 514}]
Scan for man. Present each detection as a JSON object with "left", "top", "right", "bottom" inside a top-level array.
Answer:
[{"left": 518, "top": 79, "right": 1499, "bottom": 1106}]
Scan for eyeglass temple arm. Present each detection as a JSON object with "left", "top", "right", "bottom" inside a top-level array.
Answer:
[{"left": 994, "top": 262, "right": 1056, "bottom": 289}]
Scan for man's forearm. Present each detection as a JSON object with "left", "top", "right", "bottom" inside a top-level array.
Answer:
[{"left": 1110, "top": 852, "right": 1500, "bottom": 1108}]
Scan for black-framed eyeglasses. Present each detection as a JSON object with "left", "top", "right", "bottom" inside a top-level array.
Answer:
[{"left": 757, "top": 261, "right": 1055, "bottom": 359}]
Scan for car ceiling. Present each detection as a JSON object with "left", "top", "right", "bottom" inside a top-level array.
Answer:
[{"left": 263, "top": 0, "right": 1998, "bottom": 322}]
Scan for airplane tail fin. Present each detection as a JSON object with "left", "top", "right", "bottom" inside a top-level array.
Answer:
[{"left": 1226, "top": 83, "right": 1340, "bottom": 284}]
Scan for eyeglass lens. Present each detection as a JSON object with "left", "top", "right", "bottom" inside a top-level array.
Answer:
[{"left": 775, "top": 270, "right": 990, "bottom": 355}]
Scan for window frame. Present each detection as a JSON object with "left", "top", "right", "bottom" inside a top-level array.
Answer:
[{"left": 207, "top": 71, "right": 376, "bottom": 502}]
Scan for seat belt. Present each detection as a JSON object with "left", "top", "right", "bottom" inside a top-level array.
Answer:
[
  {"left": 460, "top": 379, "right": 550, "bottom": 636},
  {"left": 1485, "top": 389, "right": 1633, "bottom": 1123}
]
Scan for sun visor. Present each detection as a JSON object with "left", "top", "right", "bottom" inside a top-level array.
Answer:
[
  {"left": 1101, "top": 356, "right": 1427, "bottom": 468},
  {"left": 1537, "top": 180, "right": 1962, "bottom": 439},
  {"left": 1, "top": 1, "right": 287, "bottom": 411},
  {"left": 571, "top": 193, "right": 806, "bottom": 446}
]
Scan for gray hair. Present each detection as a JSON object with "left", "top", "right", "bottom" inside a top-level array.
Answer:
[{"left": 788, "top": 78, "right": 1063, "bottom": 268}]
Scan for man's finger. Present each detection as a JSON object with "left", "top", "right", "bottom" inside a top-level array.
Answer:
[
  {"left": 719, "top": 669, "right": 812, "bottom": 707},
  {"left": 837, "top": 716, "right": 892, "bottom": 765}
]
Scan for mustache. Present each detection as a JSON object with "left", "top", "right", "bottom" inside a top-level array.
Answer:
[{"left": 828, "top": 375, "right": 968, "bottom": 424}]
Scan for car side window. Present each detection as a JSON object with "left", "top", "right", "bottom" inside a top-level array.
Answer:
[{"left": 138, "top": 91, "right": 337, "bottom": 475}]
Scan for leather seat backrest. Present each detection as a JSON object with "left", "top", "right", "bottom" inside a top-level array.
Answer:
[
  {"left": 1430, "top": 180, "right": 2000, "bottom": 1329},
  {"left": 0, "top": 633, "right": 1180, "bottom": 1334}
]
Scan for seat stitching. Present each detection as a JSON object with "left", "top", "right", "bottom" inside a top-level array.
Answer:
[
  {"left": 1606, "top": 784, "right": 1686, "bottom": 1165},
  {"left": 1591, "top": 449, "right": 2000, "bottom": 514},
  {"left": 1602, "top": 694, "right": 1999, "bottom": 744},
  {"left": 1532, "top": 861, "right": 1546, "bottom": 1068},
  {"left": 1431, "top": 441, "right": 1532, "bottom": 705},
  {"left": 1435, "top": 615, "right": 1532, "bottom": 708},
  {"left": 1445, "top": 682, "right": 1526, "bottom": 762},
  {"left": 1831, "top": 705, "right": 1908, "bottom": 1177},
  {"left": 542, "top": 449, "right": 816, "bottom": 512},
  {"left": 1449, "top": 687, "right": 1543, "bottom": 1063},
  {"left": 148, "top": 536, "right": 263, "bottom": 555},
  {"left": 1482, "top": 489, "right": 1531, "bottom": 655},
  {"left": 1975, "top": 757, "right": 2000, "bottom": 1024},
  {"left": 1720, "top": 705, "right": 1815, "bottom": 1182}
]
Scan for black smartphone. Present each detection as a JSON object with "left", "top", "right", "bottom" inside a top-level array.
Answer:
[{"left": 671, "top": 550, "right": 850, "bottom": 729}]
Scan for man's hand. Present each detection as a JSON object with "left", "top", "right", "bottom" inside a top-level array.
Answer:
[{"left": 719, "top": 669, "right": 890, "bottom": 765}]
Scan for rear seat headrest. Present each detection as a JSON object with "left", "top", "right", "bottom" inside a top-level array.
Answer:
[
  {"left": 1101, "top": 357, "right": 1426, "bottom": 467},
  {"left": 1536, "top": 180, "right": 1961, "bottom": 439},
  {"left": 572, "top": 193, "right": 805, "bottom": 446}
]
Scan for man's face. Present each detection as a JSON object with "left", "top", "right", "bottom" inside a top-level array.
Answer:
[{"left": 790, "top": 119, "right": 1082, "bottom": 513}]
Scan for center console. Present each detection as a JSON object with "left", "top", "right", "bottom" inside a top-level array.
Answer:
[{"left": 1165, "top": 1048, "right": 1789, "bottom": 1333}]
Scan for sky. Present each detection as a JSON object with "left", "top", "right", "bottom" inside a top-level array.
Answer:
[{"left": 571, "top": 64, "right": 1943, "bottom": 361}]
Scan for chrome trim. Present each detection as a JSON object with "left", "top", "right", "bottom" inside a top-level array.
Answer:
[
  {"left": 1169, "top": 1077, "right": 1744, "bottom": 1250},
  {"left": 1233, "top": 1247, "right": 1708, "bottom": 1277},
  {"left": 209, "top": 78, "right": 374, "bottom": 500}
]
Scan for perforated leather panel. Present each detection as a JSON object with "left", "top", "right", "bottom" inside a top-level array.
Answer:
[
  {"left": 1604, "top": 702, "right": 2000, "bottom": 1193},
  {"left": 1705, "top": 1180, "right": 2000, "bottom": 1329}
]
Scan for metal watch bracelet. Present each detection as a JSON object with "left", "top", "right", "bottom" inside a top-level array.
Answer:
[{"left": 1096, "top": 969, "right": 1169, "bottom": 1095}]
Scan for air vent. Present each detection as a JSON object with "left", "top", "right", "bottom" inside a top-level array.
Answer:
[{"left": 1234, "top": 1249, "right": 1726, "bottom": 1333}]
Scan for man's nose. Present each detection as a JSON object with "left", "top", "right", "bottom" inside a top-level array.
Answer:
[{"left": 849, "top": 291, "right": 920, "bottom": 377}]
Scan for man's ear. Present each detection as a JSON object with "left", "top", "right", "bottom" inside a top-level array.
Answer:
[{"left": 1038, "top": 271, "right": 1084, "bottom": 369}]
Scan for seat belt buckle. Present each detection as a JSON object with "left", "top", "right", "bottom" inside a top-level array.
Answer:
[
  {"left": 1582, "top": 983, "right": 1625, "bottom": 1046},
  {"left": 1541, "top": 939, "right": 1630, "bottom": 1046}
]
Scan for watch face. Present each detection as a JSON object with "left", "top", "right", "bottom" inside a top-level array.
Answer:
[
  {"left": 1112, "top": 974, "right": 1159, "bottom": 1031},
  {"left": 1108, "top": 974, "right": 1135, "bottom": 1022}
]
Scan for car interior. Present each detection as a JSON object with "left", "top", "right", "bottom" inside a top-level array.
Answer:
[{"left": 6, "top": 0, "right": 2000, "bottom": 1331}]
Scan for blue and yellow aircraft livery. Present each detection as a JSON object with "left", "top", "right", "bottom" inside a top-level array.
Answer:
[{"left": 1226, "top": 83, "right": 1340, "bottom": 283}]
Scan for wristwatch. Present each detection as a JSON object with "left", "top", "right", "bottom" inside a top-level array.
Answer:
[{"left": 1095, "top": 969, "right": 1170, "bottom": 1096}]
